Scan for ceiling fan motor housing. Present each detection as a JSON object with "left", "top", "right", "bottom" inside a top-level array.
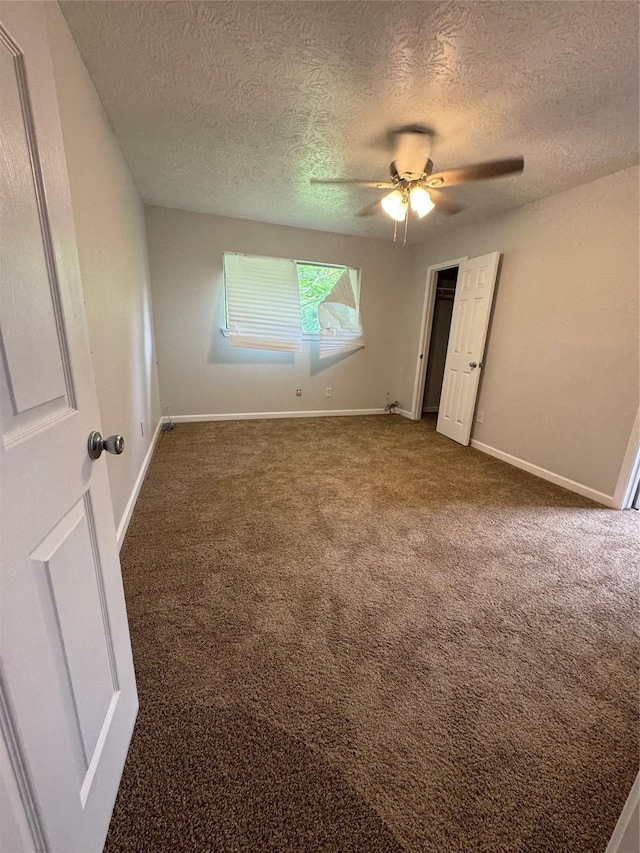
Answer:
[
  {"left": 393, "top": 130, "right": 433, "bottom": 181},
  {"left": 391, "top": 158, "right": 433, "bottom": 185}
]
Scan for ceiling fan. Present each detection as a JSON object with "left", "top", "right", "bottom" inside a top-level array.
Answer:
[{"left": 311, "top": 127, "right": 524, "bottom": 242}]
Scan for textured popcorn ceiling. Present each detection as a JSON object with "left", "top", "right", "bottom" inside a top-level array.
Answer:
[{"left": 60, "top": 1, "right": 639, "bottom": 243}]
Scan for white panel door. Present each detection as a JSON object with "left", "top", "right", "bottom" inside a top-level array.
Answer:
[
  {"left": 0, "top": 3, "right": 138, "bottom": 852},
  {"left": 437, "top": 252, "right": 500, "bottom": 445}
]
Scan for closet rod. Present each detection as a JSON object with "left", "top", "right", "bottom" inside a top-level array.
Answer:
[{"left": 436, "top": 289, "right": 455, "bottom": 300}]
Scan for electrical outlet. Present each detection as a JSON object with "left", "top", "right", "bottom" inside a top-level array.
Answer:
[
  {"left": 296, "top": 388, "right": 302, "bottom": 397},
  {"left": 325, "top": 387, "right": 332, "bottom": 397},
  {"left": 140, "top": 420, "right": 145, "bottom": 436},
  {"left": 476, "top": 411, "right": 484, "bottom": 424}
]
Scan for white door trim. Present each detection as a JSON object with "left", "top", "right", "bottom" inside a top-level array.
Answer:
[
  {"left": 409, "top": 257, "right": 468, "bottom": 420},
  {"left": 612, "top": 409, "right": 640, "bottom": 509},
  {"left": 605, "top": 771, "right": 640, "bottom": 853},
  {"left": 0, "top": 680, "right": 48, "bottom": 851}
]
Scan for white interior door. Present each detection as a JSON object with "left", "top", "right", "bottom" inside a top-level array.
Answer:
[
  {"left": 0, "top": 3, "right": 137, "bottom": 851},
  {"left": 437, "top": 252, "right": 500, "bottom": 445}
]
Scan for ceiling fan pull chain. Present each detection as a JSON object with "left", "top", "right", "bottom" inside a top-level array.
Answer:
[
  {"left": 393, "top": 220, "right": 398, "bottom": 243},
  {"left": 403, "top": 212, "right": 409, "bottom": 247}
]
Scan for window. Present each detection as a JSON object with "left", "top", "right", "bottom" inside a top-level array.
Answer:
[
  {"left": 223, "top": 253, "right": 363, "bottom": 357},
  {"left": 297, "top": 263, "right": 345, "bottom": 334}
]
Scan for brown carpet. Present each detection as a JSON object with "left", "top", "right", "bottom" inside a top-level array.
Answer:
[{"left": 106, "top": 415, "right": 639, "bottom": 853}]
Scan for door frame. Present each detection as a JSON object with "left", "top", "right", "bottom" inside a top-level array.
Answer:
[
  {"left": 605, "top": 770, "right": 639, "bottom": 852},
  {"left": 612, "top": 409, "right": 640, "bottom": 509},
  {"left": 409, "top": 257, "right": 468, "bottom": 421}
]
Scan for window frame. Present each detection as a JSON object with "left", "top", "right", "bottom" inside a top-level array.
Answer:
[{"left": 221, "top": 254, "right": 361, "bottom": 341}]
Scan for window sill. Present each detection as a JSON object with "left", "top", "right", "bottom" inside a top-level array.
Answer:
[{"left": 220, "top": 328, "right": 319, "bottom": 341}]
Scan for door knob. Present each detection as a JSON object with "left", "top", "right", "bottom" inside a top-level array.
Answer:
[
  {"left": 88, "top": 431, "right": 125, "bottom": 460},
  {"left": 469, "top": 361, "right": 478, "bottom": 369}
]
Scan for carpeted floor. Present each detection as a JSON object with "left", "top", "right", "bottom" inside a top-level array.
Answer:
[{"left": 106, "top": 415, "right": 639, "bottom": 853}]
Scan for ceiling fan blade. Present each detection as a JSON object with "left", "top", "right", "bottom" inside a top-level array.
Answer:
[
  {"left": 356, "top": 200, "right": 382, "bottom": 217},
  {"left": 426, "top": 157, "right": 524, "bottom": 188},
  {"left": 310, "top": 178, "right": 395, "bottom": 189},
  {"left": 426, "top": 188, "right": 466, "bottom": 216}
]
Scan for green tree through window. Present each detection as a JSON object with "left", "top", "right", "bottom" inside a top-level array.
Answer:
[{"left": 297, "top": 263, "right": 345, "bottom": 334}]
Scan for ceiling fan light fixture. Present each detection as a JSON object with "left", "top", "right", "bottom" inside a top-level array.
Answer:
[
  {"left": 409, "top": 186, "right": 435, "bottom": 218},
  {"left": 381, "top": 189, "right": 408, "bottom": 221}
]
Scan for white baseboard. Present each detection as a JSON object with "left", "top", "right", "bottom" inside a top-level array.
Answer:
[
  {"left": 470, "top": 440, "right": 615, "bottom": 507},
  {"left": 164, "top": 408, "right": 387, "bottom": 423},
  {"left": 605, "top": 771, "right": 639, "bottom": 853},
  {"left": 397, "top": 408, "right": 439, "bottom": 420},
  {"left": 423, "top": 406, "right": 439, "bottom": 413},
  {"left": 116, "top": 417, "right": 163, "bottom": 549}
]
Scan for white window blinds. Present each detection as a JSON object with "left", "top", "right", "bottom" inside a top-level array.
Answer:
[
  {"left": 318, "top": 268, "right": 364, "bottom": 358},
  {"left": 224, "top": 253, "right": 302, "bottom": 352}
]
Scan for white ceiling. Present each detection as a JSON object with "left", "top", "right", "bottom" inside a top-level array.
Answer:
[{"left": 60, "top": 1, "right": 639, "bottom": 243}]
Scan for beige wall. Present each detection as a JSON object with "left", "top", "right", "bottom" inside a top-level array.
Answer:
[
  {"left": 47, "top": 4, "right": 161, "bottom": 532},
  {"left": 145, "top": 206, "right": 412, "bottom": 416},
  {"left": 147, "top": 168, "right": 638, "bottom": 499},
  {"left": 396, "top": 165, "right": 640, "bottom": 498}
]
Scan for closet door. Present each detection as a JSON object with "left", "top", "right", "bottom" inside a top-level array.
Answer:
[{"left": 437, "top": 252, "right": 500, "bottom": 445}]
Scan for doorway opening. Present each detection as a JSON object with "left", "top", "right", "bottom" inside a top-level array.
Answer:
[
  {"left": 409, "top": 252, "right": 501, "bottom": 446},
  {"left": 421, "top": 267, "right": 458, "bottom": 418},
  {"left": 409, "top": 254, "right": 468, "bottom": 422}
]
